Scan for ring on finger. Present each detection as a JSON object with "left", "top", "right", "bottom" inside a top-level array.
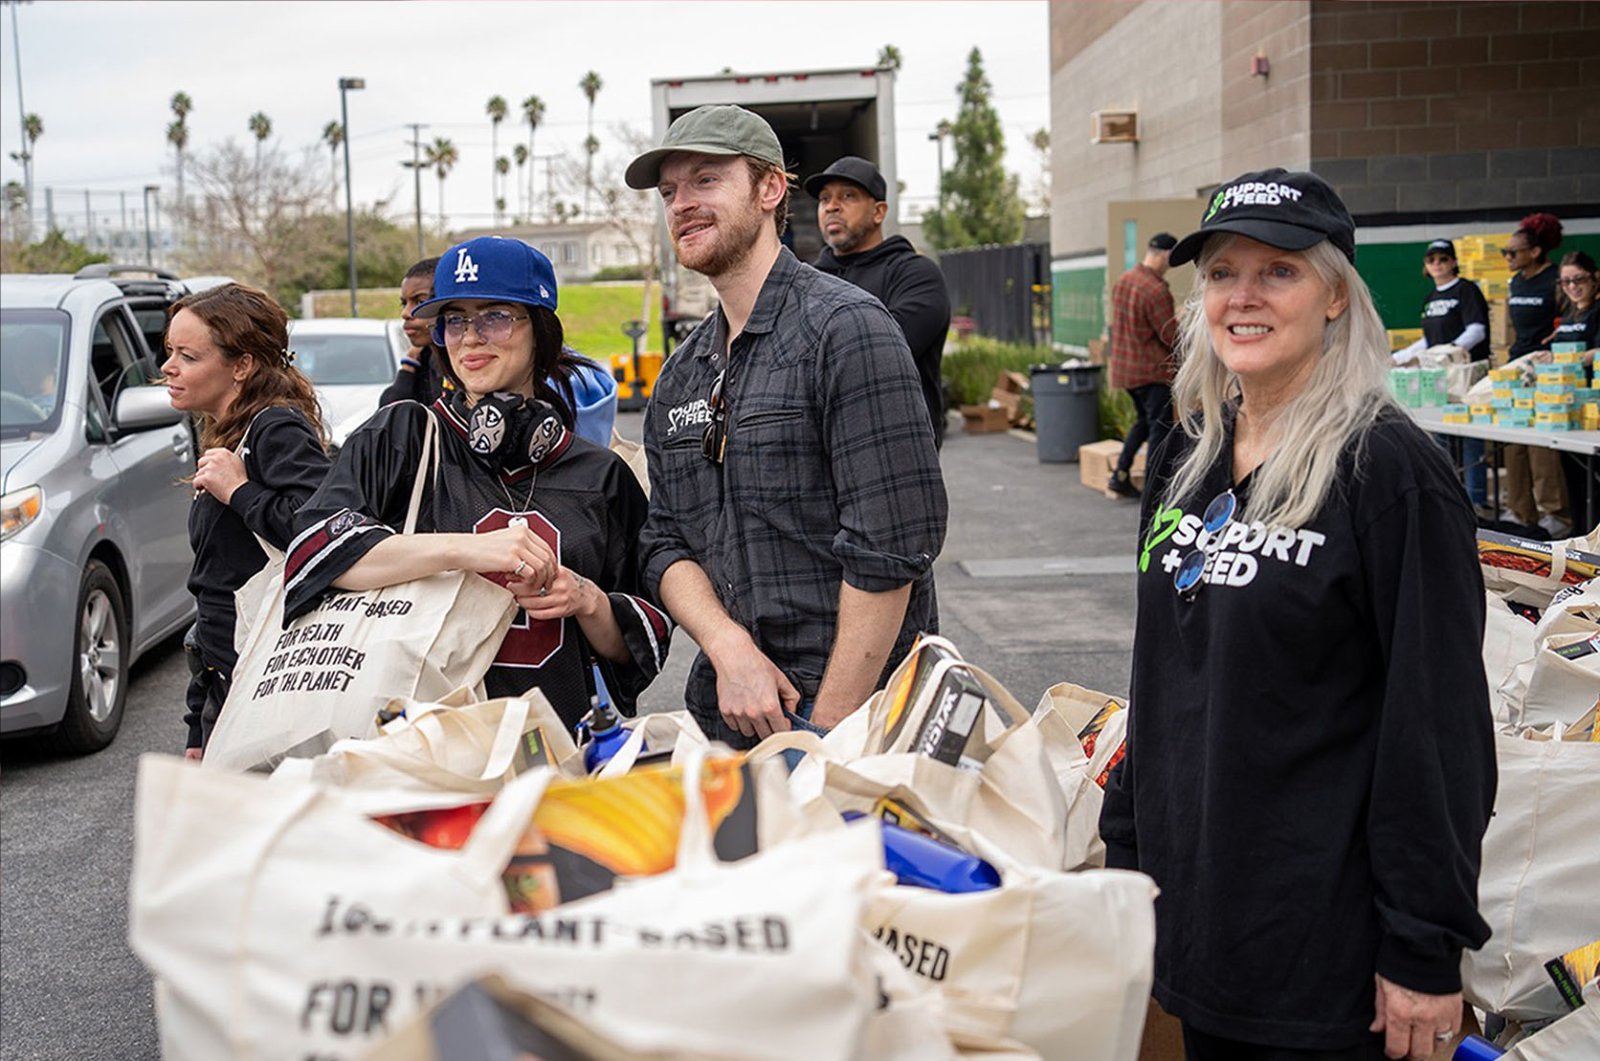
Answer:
[
  {"left": 513, "top": 560, "right": 527, "bottom": 577},
  {"left": 537, "top": 585, "right": 548, "bottom": 597},
  {"left": 1434, "top": 1031, "right": 1455, "bottom": 1043}
]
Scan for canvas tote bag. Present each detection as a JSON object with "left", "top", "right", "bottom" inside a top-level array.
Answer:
[
  {"left": 206, "top": 412, "right": 518, "bottom": 772},
  {"left": 131, "top": 747, "right": 894, "bottom": 1061},
  {"left": 1460, "top": 732, "right": 1600, "bottom": 1022}
]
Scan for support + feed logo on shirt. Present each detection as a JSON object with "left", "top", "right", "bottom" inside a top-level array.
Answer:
[{"left": 1141, "top": 500, "right": 1326, "bottom": 592}]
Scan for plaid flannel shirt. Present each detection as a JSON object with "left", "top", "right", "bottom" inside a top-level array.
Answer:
[
  {"left": 639, "top": 248, "right": 947, "bottom": 732},
  {"left": 1109, "top": 263, "right": 1179, "bottom": 390}
]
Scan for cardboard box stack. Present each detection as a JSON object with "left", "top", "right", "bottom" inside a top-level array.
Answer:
[
  {"left": 1455, "top": 234, "right": 1515, "bottom": 362},
  {"left": 1388, "top": 366, "right": 1448, "bottom": 409},
  {"left": 961, "top": 370, "right": 1034, "bottom": 434},
  {"left": 1489, "top": 366, "right": 1534, "bottom": 428},
  {"left": 1078, "top": 439, "right": 1147, "bottom": 497},
  {"left": 1533, "top": 360, "right": 1582, "bottom": 432}
]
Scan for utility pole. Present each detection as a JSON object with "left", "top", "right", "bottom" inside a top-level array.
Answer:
[
  {"left": 83, "top": 188, "right": 91, "bottom": 248},
  {"left": 399, "top": 123, "right": 429, "bottom": 259},
  {"left": 6, "top": 0, "right": 31, "bottom": 241},
  {"left": 338, "top": 76, "right": 365, "bottom": 316}
]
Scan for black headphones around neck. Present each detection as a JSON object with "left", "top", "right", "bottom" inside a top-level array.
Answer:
[{"left": 452, "top": 390, "right": 566, "bottom": 470}]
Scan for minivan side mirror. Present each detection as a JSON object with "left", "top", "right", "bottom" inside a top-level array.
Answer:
[{"left": 113, "top": 386, "right": 185, "bottom": 432}]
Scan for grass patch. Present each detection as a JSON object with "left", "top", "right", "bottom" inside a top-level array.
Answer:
[{"left": 309, "top": 282, "right": 660, "bottom": 360}]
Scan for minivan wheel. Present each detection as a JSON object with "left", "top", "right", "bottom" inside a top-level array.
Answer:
[{"left": 52, "top": 560, "right": 129, "bottom": 754}]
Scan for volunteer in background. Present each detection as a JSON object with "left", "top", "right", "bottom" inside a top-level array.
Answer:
[
  {"left": 379, "top": 253, "right": 620, "bottom": 447},
  {"left": 163, "top": 283, "right": 331, "bottom": 758},
  {"left": 807, "top": 156, "right": 952, "bottom": 448},
  {"left": 379, "top": 257, "right": 449, "bottom": 408},
  {"left": 1499, "top": 213, "right": 1568, "bottom": 536},
  {"left": 284, "top": 237, "right": 670, "bottom": 730},
  {"left": 1551, "top": 251, "right": 1600, "bottom": 531},
  {"left": 1106, "top": 232, "right": 1181, "bottom": 498},
  {"left": 1100, "top": 169, "right": 1495, "bottom": 1061},
  {"left": 1394, "top": 239, "right": 1491, "bottom": 516},
  {"left": 1551, "top": 250, "right": 1599, "bottom": 355}
]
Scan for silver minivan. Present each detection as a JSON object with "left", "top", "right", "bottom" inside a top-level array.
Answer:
[{"left": 1, "top": 270, "right": 198, "bottom": 752}]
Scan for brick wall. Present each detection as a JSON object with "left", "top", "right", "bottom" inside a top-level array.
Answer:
[
  {"left": 1221, "top": 2, "right": 1314, "bottom": 174},
  {"left": 1048, "top": 1, "right": 1230, "bottom": 254},
  {"left": 1308, "top": 0, "right": 1600, "bottom": 218}
]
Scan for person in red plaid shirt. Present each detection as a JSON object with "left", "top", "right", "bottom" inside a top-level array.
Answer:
[{"left": 1107, "top": 232, "right": 1180, "bottom": 497}]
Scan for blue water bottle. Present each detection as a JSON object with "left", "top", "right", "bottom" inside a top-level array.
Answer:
[
  {"left": 1453, "top": 1036, "right": 1503, "bottom": 1061},
  {"left": 579, "top": 679, "right": 629, "bottom": 774},
  {"left": 844, "top": 812, "right": 1001, "bottom": 893}
]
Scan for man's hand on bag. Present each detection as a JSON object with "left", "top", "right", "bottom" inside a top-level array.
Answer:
[
  {"left": 516, "top": 565, "right": 601, "bottom": 621},
  {"left": 455, "top": 526, "right": 557, "bottom": 589},
  {"left": 1370, "top": 974, "right": 1461, "bottom": 1059},
  {"left": 184, "top": 747, "right": 203, "bottom": 762},
  {"left": 707, "top": 626, "right": 801, "bottom": 741},
  {"left": 193, "top": 448, "right": 248, "bottom": 504}
]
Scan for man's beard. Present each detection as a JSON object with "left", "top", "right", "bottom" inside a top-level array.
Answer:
[
  {"left": 672, "top": 194, "right": 766, "bottom": 278},
  {"left": 824, "top": 220, "right": 872, "bottom": 256}
]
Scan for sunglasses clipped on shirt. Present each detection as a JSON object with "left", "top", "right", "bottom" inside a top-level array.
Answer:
[
  {"left": 702, "top": 368, "right": 728, "bottom": 464},
  {"left": 437, "top": 309, "right": 529, "bottom": 343},
  {"left": 1173, "top": 489, "right": 1238, "bottom": 600}
]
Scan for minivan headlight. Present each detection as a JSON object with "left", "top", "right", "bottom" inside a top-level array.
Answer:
[{"left": 0, "top": 486, "right": 44, "bottom": 540}]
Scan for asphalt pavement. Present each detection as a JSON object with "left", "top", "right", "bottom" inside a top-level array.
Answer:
[{"left": 0, "top": 410, "right": 1142, "bottom": 1061}]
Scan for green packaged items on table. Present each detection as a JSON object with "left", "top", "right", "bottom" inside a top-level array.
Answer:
[{"left": 1389, "top": 368, "right": 1422, "bottom": 408}]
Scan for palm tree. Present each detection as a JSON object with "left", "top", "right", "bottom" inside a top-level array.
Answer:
[
  {"left": 3, "top": 180, "right": 25, "bottom": 243},
  {"left": 247, "top": 111, "right": 272, "bottom": 195},
  {"left": 486, "top": 95, "right": 508, "bottom": 223},
  {"left": 877, "top": 44, "right": 903, "bottom": 71},
  {"left": 166, "top": 120, "right": 189, "bottom": 218},
  {"left": 521, "top": 95, "right": 545, "bottom": 219},
  {"left": 513, "top": 143, "right": 529, "bottom": 220},
  {"left": 169, "top": 92, "right": 193, "bottom": 217},
  {"left": 495, "top": 156, "right": 511, "bottom": 225},
  {"left": 578, "top": 71, "right": 602, "bottom": 214},
  {"left": 425, "top": 136, "right": 459, "bottom": 230},
  {"left": 322, "top": 121, "right": 344, "bottom": 208}
]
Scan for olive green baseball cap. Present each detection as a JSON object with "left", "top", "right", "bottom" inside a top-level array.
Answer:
[{"left": 624, "top": 105, "right": 785, "bottom": 189}]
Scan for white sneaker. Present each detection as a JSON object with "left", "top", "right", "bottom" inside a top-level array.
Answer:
[{"left": 1538, "top": 514, "right": 1572, "bottom": 538}]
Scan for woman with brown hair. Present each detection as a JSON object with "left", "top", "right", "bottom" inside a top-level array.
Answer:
[{"left": 162, "top": 282, "right": 331, "bottom": 757}]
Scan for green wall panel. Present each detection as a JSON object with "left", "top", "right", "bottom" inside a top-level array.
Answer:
[{"left": 1052, "top": 264, "right": 1105, "bottom": 347}]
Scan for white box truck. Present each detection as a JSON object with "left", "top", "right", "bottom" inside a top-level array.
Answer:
[{"left": 647, "top": 66, "right": 899, "bottom": 351}]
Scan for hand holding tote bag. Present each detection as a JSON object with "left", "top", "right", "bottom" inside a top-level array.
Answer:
[{"left": 206, "top": 412, "right": 518, "bottom": 772}]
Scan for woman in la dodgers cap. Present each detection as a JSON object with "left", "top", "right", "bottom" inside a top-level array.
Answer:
[
  {"left": 1099, "top": 169, "right": 1495, "bottom": 1061},
  {"left": 281, "top": 236, "right": 671, "bottom": 731}
]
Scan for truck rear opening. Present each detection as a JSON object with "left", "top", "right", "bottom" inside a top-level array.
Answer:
[{"left": 649, "top": 67, "right": 898, "bottom": 350}]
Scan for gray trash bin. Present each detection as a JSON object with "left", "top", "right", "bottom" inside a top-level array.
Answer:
[{"left": 1030, "top": 363, "right": 1103, "bottom": 463}]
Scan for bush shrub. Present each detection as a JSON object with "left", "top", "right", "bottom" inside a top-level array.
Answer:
[{"left": 943, "top": 336, "right": 1136, "bottom": 439}]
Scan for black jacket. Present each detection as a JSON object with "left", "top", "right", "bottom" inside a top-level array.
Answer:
[
  {"left": 378, "top": 344, "right": 449, "bottom": 408},
  {"left": 814, "top": 235, "right": 951, "bottom": 444}
]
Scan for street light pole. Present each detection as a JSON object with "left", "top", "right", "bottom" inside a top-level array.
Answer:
[
  {"left": 928, "top": 130, "right": 945, "bottom": 214},
  {"left": 142, "top": 184, "right": 158, "bottom": 266},
  {"left": 7, "top": 0, "right": 32, "bottom": 241},
  {"left": 338, "top": 76, "right": 365, "bottom": 316}
]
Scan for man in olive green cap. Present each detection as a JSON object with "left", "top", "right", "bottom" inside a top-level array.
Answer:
[{"left": 629, "top": 105, "right": 947, "bottom": 749}]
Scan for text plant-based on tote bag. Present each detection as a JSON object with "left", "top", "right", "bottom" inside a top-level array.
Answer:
[
  {"left": 205, "top": 411, "right": 518, "bottom": 772},
  {"left": 129, "top": 748, "right": 892, "bottom": 1061}
]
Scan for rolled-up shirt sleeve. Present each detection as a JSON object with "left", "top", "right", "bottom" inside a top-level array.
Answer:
[{"left": 816, "top": 301, "right": 947, "bottom": 591}]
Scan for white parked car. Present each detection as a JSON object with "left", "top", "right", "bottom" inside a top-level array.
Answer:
[{"left": 286, "top": 318, "right": 408, "bottom": 451}]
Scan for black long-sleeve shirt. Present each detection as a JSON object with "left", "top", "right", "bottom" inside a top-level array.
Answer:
[
  {"left": 187, "top": 405, "right": 330, "bottom": 673},
  {"left": 377, "top": 344, "right": 449, "bottom": 408},
  {"left": 1101, "top": 405, "right": 1495, "bottom": 1050},
  {"left": 814, "top": 235, "right": 951, "bottom": 443}
]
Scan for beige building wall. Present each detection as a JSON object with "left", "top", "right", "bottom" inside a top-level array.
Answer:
[
  {"left": 1220, "top": 2, "right": 1313, "bottom": 173},
  {"left": 1049, "top": 2, "right": 1226, "bottom": 256}
]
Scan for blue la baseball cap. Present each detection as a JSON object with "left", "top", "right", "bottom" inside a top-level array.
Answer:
[{"left": 412, "top": 236, "right": 558, "bottom": 318}]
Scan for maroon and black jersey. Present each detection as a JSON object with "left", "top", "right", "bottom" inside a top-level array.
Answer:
[{"left": 283, "top": 399, "right": 669, "bottom": 730}]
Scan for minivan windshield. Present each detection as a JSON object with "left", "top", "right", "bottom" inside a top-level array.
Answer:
[{"left": 0, "top": 310, "right": 69, "bottom": 438}]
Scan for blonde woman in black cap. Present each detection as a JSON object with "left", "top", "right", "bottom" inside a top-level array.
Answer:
[{"left": 1099, "top": 170, "right": 1495, "bottom": 1061}]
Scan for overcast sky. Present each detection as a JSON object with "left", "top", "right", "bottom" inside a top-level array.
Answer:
[{"left": 0, "top": 0, "right": 1049, "bottom": 236}]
